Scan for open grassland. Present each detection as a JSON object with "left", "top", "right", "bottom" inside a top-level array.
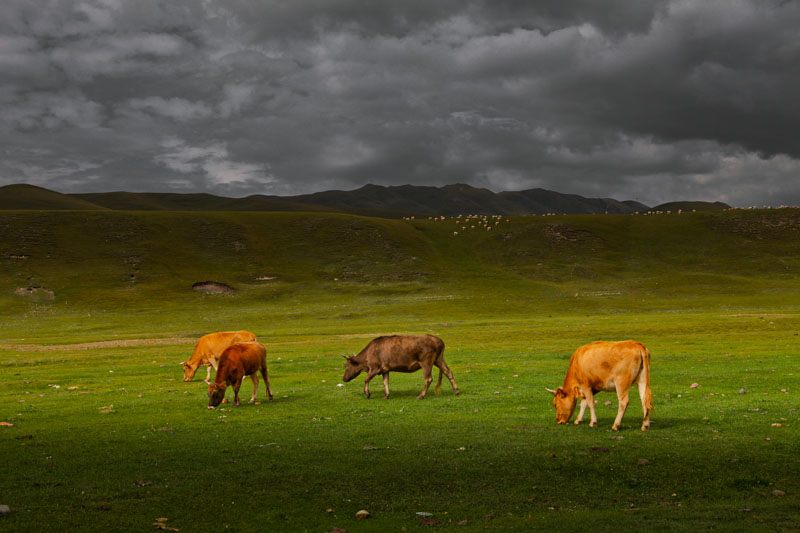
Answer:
[{"left": 1, "top": 209, "right": 799, "bottom": 531}]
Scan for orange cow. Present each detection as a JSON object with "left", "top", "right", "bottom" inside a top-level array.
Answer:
[
  {"left": 546, "top": 340, "right": 653, "bottom": 431},
  {"left": 182, "top": 330, "right": 256, "bottom": 383},
  {"left": 207, "top": 341, "right": 272, "bottom": 408}
]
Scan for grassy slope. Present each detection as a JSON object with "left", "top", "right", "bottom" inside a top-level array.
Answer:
[
  {"left": 1, "top": 209, "right": 799, "bottom": 531},
  {"left": 0, "top": 184, "right": 106, "bottom": 211}
]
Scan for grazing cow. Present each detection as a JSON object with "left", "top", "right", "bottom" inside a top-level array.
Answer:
[
  {"left": 342, "top": 335, "right": 459, "bottom": 400},
  {"left": 207, "top": 341, "right": 272, "bottom": 409},
  {"left": 182, "top": 330, "right": 256, "bottom": 383},
  {"left": 546, "top": 340, "right": 653, "bottom": 431}
]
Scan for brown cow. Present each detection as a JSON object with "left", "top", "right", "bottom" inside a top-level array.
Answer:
[
  {"left": 342, "top": 335, "right": 458, "bottom": 400},
  {"left": 546, "top": 340, "right": 653, "bottom": 431},
  {"left": 182, "top": 330, "right": 256, "bottom": 383},
  {"left": 207, "top": 341, "right": 272, "bottom": 409}
]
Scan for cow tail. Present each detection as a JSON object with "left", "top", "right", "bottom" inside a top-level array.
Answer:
[{"left": 641, "top": 346, "right": 653, "bottom": 411}]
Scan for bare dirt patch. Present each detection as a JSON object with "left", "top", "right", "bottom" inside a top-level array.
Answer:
[
  {"left": 192, "top": 281, "right": 235, "bottom": 294},
  {"left": 14, "top": 287, "right": 55, "bottom": 301},
  {"left": 0, "top": 337, "right": 195, "bottom": 352}
]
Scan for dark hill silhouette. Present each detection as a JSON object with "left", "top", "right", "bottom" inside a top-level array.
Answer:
[
  {"left": 0, "top": 182, "right": 730, "bottom": 216},
  {"left": 0, "top": 184, "right": 107, "bottom": 210},
  {"left": 652, "top": 201, "right": 730, "bottom": 212}
]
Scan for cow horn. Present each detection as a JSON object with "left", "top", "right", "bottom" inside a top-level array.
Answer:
[
  {"left": 544, "top": 387, "right": 557, "bottom": 395},
  {"left": 341, "top": 354, "right": 350, "bottom": 360}
]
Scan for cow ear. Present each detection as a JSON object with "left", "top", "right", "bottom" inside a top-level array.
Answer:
[
  {"left": 573, "top": 386, "right": 585, "bottom": 399},
  {"left": 556, "top": 387, "right": 568, "bottom": 398}
]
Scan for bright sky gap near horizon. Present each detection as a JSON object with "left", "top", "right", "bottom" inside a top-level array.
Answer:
[{"left": 2, "top": 0, "right": 799, "bottom": 207}]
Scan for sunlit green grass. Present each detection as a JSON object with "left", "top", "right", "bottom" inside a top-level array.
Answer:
[{"left": 1, "top": 209, "right": 799, "bottom": 531}]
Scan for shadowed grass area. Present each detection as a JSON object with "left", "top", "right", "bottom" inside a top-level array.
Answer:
[{"left": 1, "top": 209, "right": 799, "bottom": 531}]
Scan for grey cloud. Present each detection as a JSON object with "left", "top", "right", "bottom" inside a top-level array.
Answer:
[{"left": 1, "top": 0, "right": 799, "bottom": 206}]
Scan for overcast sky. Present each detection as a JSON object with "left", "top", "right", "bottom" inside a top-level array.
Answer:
[{"left": 2, "top": 0, "right": 800, "bottom": 206}]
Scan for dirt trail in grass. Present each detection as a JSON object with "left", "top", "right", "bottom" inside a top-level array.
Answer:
[
  {"left": 0, "top": 332, "right": 407, "bottom": 352},
  {"left": 0, "top": 337, "right": 195, "bottom": 352}
]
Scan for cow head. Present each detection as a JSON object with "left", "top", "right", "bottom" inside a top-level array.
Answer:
[
  {"left": 182, "top": 361, "right": 197, "bottom": 382},
  {"left": 207, "top": 382, "right": 228, "bottom": 409},
  {"left": 546, "top": 387, "right": 580, "bottom": 424},
  {"left": 342, "top": 354, "right": 366, "bottom": 382}
]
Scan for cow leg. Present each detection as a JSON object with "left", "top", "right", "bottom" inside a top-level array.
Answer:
[
  {"left": 363, "top": 369, "right": 379, "bottom": 399},
  {"left": 583, "top": 390, "right": 598, "bottom": 427},
  {"left": 261, "top": 367, "right": 273, "bottom": 401},
  {"left": 233, "top": 377, "right": 244, "bottom": 407},
  {"left": 382, "top": 373, "right": 390, "bottom": 399},
  {"left": 574, "top": 398, "right": 589, "bottom": 425},
  {"left": 417, "top": 364, "right": 434, "bottom": 400},
  {"left": 436, "top": 360, "right": 459, "bottom": 395},
  {"left": 638, "top": 375, "right": 651, "bottom": 431},
  {"left": 612, "top": 389, "right": 630, "bottom": 431},
  {"left": 207, "top": 359, "right": 219, "bottom": 384},
  {"left": 249, "top": 373, "right": 259, "bottom": 404}
]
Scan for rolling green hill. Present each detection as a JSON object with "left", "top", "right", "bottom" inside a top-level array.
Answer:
[
  {"left": 0, "top": 184, "right": 107, "bottom": 210},
  {"left": 1, "top": 208, "right": 798, "bottom": 335}
]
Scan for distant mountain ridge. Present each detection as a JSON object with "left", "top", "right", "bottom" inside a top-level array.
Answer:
[{"left": 0, "top": 183, "right": 728, "bottom": 216}]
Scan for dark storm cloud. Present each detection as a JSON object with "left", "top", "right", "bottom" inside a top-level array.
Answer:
[{"left": 1, "top": 0, "right": 799, "bottom": 206}]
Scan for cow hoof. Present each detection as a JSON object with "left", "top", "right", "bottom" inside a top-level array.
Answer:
[
  {"left": 590, "top": 422, "right": 597, "bottom": 428},
  {"left": 207, "top": 406, "right": 215, "bottom": 410},
  {"left": 268, "top": 397, "right": 273, "bottom": 402},
  {"left": 641, "top": 425, "right": 649, "bottom": 431},
  {"left": 384, "top": 395, "right": 390, "bottom": 399},
  {"left": 454, "top": 390, "right": 460, "bottom": 396},
  {"left": 574, "top": 420, "right": 581, "bottom": 426},
  {"left": 612, "top": 425, "right": 620, "bottom": 431},
  {"left": 249, "top": 399, "right": 255, "bottom": 404}
]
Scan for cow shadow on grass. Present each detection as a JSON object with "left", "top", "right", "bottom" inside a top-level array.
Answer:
[
  {"left": 576, "top": 416, "right": 687, "bottom": 431},
  {"left": 349, "top": 388, "right": 461, "bottom": 400}
]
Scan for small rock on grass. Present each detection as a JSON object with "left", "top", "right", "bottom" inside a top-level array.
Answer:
[
  {"left": 356, "top": 510, "right": 370, "bottom": 519},
  {"left": 0, "top": 505, "right": 12, "bottom": 515},
  {"left": 773, "top": 490, "right": 786, "bottom": 496}
]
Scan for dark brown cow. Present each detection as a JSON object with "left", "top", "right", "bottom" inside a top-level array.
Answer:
[
  {"left": 342, "top": 335, "right": 458, "bottom": 399},
  {"left": 546, "top": 340, "right": 653, "bottom": 431},
  {"left": 182, "top": 330, "right": 257, "bottom": 383},
  {"left": 207, "top": 341, "right": 272, "bottom": 409}
]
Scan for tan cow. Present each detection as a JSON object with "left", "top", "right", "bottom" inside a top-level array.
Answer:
[
  {"left": 342, "top": 334, "right": 459, "bottom": 399},
  {"left": 207, "top": 341, "right": 272, "bottom": 408},
  {"left": 182, "top": 330, "right": 256, "bottom": 383},
  {"left": 546, "top": 340, "right": 653, "bottom": 431}
]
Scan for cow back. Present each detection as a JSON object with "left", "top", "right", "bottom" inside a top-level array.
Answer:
[
  {"left": 217, "top": 341, "right": 266, "bottom": 380},
  {"left": 365, "top": 334, "right": 443, "bottom": 368},
  {"left": 190, "top": 330, "right": 257, "bottom": 363},
  {"left": 566, "top": 340, "right": 647, "bottom": 391}
]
